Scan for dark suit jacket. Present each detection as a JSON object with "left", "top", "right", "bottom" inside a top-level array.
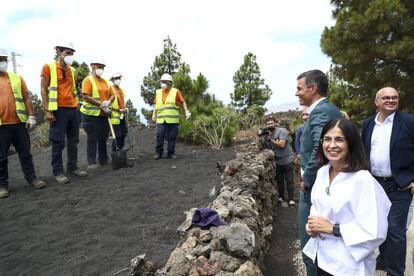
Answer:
[
  {"left": 300, "top": 99, "right": 342, "bottom": 189},
  {"left": 361, "top": 111, "right": 414, "bottom": 189}
]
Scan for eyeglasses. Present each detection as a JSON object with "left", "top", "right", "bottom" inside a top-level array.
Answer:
[
  {"left": 321, "top": 136, "right": 346, "bottom": 144},
  {"left": 379, "top": 96, "right": 399, "bottom": 101}
]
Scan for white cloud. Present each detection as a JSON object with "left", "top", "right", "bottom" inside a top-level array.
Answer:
[{"left": 1, "top": 0, "right": 335, "bottom": 114}]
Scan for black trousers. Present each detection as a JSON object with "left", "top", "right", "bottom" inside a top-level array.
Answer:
[
  {"left": 49, "top": 107, "right": 80, "bottom": 175},
  {"left": 0, "top": 123, "right": 37, "bottom": 187},
  {"left": 81, "top": 114, "right": 110, "bottom": 165},
  {"left": 276, "top": 162, "right": 294, "bottom": 201},
  {"left": 112, "top": 118, "right": 127, "bottom": 151}
]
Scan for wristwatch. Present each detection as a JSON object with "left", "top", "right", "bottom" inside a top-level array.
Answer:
[{"left": 333, "top": 223, "right": 341, "bottom": 237}]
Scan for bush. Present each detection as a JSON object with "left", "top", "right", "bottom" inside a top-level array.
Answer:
[{"left": 30, "top": 122, "right": 50, "bottom": 149}]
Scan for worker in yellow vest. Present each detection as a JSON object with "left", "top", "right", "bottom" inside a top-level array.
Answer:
[
  {"left": 40, "top": 42, "right": 87, "bottom": 184},
  {"left": 110, "top": 72, "right": 128, "bottom": 151},
  {"left": 0, "top": 48, "right": 46, "bottom": 198},
  {"left": 80, "top": 59, "right": 114, "bottom": 170},
  {"left": 151, "top": 73, "right": 191, "bottom": 160}
]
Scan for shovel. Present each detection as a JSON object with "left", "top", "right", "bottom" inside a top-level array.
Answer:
[{"left": 107, "top": 117, "right": 128, "bottom": 170}]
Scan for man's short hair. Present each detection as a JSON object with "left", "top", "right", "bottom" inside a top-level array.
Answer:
[
  {"left": 297, "top": 69, "right": 328, "bottom": 97},
  {"left": 265, "top": 116, "right": 276, "bottom": 123}
]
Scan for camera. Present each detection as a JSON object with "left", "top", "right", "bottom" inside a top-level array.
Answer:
[{"left": 258, "top": 127, "right": 271, "bottom": 137}]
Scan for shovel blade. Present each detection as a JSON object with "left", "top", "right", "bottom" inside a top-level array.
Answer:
[{"left": 111, "top": 150, "right": 128, "bottom": 170}]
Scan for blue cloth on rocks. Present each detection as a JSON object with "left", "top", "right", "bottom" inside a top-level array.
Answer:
[{"left": 192, "top": 208, "right": 226, "bottom": 228}]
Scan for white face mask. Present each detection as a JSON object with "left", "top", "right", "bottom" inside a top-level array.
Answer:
[
  {"left": 64, "top": 55, "right": 73, "bottom": 65},
  {"left": 95, "top": 68, "right": 104, "bottom": 77},
  {"left": 0, "top": 61, "right": 8, "bottom": 72},
  {"left": 160, "top": 82, "right": 168, "bottom": 89},
  {"left": 114, "top": 79, "right": 121, "bottom": 86}
]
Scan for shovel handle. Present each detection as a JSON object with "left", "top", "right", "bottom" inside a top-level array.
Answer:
[{"left": 107, "top": 117, "right": 116, "bottom": 140}]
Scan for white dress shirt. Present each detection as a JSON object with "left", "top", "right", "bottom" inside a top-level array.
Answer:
[
  {"left": 303, "top": 164, "right": 391, "bottom": 276},
  {"left": 370, "top": 112, "right": 395, "bottom": 177}
]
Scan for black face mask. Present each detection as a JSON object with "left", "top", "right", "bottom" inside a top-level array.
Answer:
[{"left": 267, "top": 126, "right": 275, "bottom": 132}]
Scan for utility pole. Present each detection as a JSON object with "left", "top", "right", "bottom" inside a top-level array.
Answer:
[{"left": 10, "top": 51, "right": 21, "bottom": 73}]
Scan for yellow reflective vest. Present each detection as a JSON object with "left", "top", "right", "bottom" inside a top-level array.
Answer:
[
  {"left": 0, "top": 72, "right": 28, "bottom": 125},
  {"left": 110, "top": 86, "right": 125, "bottom": 125},
  {"left": 48, "top": 62, "right": 78, "bottom": 111},
  {"left": 155, "top": 88, "right": 180, "bottom": 124},
  {"left": 80, "top": 76, "right": 110, "bottom": 116}
]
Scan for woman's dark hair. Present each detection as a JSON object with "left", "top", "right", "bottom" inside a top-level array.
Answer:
[{"left": 316, "top": 119, "right": 370, "bottom": 172}]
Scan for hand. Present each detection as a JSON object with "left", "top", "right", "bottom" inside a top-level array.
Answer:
[
  {"left": 45, "top": 111, "right": 56, "bottom": 123},
  {"left": 307, "top": 215, "right": 333, "bottom": 235},
  {"left": 124, "top": 107, "right": 129, "bottom": 114},
  {"left": 101, "top": 100, "right": 111, "bottom": 108},
  {"left": 300, "top": 181, "right": 306, "bottom": 192},
  {"left": 185, "top": 111, "right": 191, "bottom": 120},
  {"left": 26, "top": 115, "right": 36, "bottom": 129},
  {"left": 152, "top": 114, "right": 156, "bottom": 122},
  {"left": 403, "top": 182, "right": 414, "bottom": 195},
  {"left": 305, "top": 223, "right": 319, "bottom": 238}
]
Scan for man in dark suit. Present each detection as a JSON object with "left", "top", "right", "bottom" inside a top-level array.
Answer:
[
  {"left": 295, "top": 70, "right": 342, "bottom": 276},
  {"left": 362, "top": 87, "right": 414, "bottom": 276}
]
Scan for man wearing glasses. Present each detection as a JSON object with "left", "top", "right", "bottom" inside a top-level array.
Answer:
[{"left": 362, "top": 87, "right": 414, "bottom": 276}]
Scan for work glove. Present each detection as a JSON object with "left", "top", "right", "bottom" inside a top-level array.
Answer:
[
  {"left": 26, "top": 116, "right": 37, "bottom": 129},
  {"left": 185, "top": 111, "right": 191, "bottom": 120},
  {"left": 100, "top": 101, "right": 112, "bottom": 115},
  {"left": 120, "top": 113, "right": 125, "bottom": 120}
]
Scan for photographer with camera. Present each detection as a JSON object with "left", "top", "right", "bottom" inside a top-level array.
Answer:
[{"left": 257, "top": 116, "right": 295, "bottom": 207}]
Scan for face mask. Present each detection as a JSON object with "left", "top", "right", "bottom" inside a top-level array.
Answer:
[
  {"left": 64, "top": 55, "right": 73, "bottom": 65},
  {"left": 0, "top": 61, "right": 8, "bottom": 72},
  {"left": 160, "top": 82, "right": 168, "bottom": 89},
  {"left": 268, "top": 126, "right": 275, "bottom": 132},
  {"left": 114, "top": 79, "right": 121, "bottom": 86},
  {"left": 95, "top": 68, "right": 104, "bottom": 77}
]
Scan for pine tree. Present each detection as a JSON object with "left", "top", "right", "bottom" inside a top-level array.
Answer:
[
  {"left": 321, "top": 0, "right": 414, "bottom": 123},
  {"left": 125, "top": 99, "right": 139, "bottom": 124},
  {"left": 72, "top": 61, "right": 90, "bottom": 101},
  {"left": 140, "top": 36, "right": 190, "bottom": 106},
  {"left": 231, "top": 52, "right": 272, "bottom": 112},
  {"left": 30, "top": 92, "right": 45, "bottom": 124}
]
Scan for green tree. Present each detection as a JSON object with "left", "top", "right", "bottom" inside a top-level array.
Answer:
[
  {"left": 231, "top": 52, "right": 272, "bottom": 112},
  {"left": 72, "top": 61, "right": 90, "bottom": 100},
  {"left": 321, "top": 0, "right": 414, "bottom": 123},
  {"left": 30, "top": 92, "right": 45, "bottom": 124},
  {"left": 141, "top": 36, "right": 190, "bottom": 106},
  {"left": 125, "top": 99, "right": 139, "bottom": 124}
]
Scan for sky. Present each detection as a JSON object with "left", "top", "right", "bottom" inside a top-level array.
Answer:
[{"left": 0, "top": 0, "right": 335, "bottom": 115}]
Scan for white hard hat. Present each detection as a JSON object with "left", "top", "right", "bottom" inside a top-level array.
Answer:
[
  {"left": 90, "top": 59, "right": 106, "bottom": 66},
  {"left": 160, "top": 73, "right": 173, "bottom": 82},
  {"left": 55, "top": 42, "right": 75, "bottom": 52},
  {"left": 0, "top": 48, "right": 9, "bottom": 57},
  {"left": 111, "top": 72, "right": 122, "bottom": 79}
]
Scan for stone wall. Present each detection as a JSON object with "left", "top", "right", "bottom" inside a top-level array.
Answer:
[{"left": 132, "top": 141, "right": 277, "bottom": 276}]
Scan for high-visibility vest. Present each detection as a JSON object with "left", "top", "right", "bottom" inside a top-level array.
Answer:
[
  {"left": 110, "top": 86, "right": 125, "bottom": 125},
  {"left": 48, "top": 62, "right": 78, "bottom": 111},
  {"left": 0, "top": 72, "right": 28, "bottom": 125},
  {"left": 80, "top": 76, "right": 110, "bottom": 116},
  {"left": 155, "top": 88, "right": 180, "bottom": 124}
]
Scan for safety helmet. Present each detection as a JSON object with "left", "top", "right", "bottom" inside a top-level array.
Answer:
[
  {"left": 160, "top": 73, "right": 173, "bottom": 82},
  {"left": 0, "top": 48, "right": 9, "bottom": 57},
  {"left": 110, "top": 72, "right": 122, "bottom": 79},
  {"left": 55, "top": 42, "right": 75, "bottom": 52},
  {"left": 90, "top": 59, "right": 106, "bottom": 66}
]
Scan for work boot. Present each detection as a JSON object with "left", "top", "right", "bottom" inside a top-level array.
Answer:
[
  {"left": 31, "top": 178, "right": 46, "bottom": 189},
  {"left": 288, "top": 200, "right": 296, "bottom": 207},
  {"left": 87, "top": 164, "right": 99, "bottom": 171},
  {"left": 168, "top": 154, "right": 177, "bottom": 159},
  {"left": 0, "top": 187, "right": 9, "bottom": 198},
  {"left": 55, "top": 174, "right": 69, "bottom": 184},
  {"left": 153, "top": 154, "right": 161, "bottom": 160},
  {"left": 69, "top": 168, "right": 88, "bottom": 177}
]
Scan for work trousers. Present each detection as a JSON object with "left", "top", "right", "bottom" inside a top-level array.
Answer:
[
  {"left": 155, "top": 123, "right": 178, "bottom": 157},
  {"left": 299, "top": 190, "right": 318, "bottom": 276},
  {"left": 0, "top": 123, "right": 37, "bottom": 187},
  {"left": 49, "top": 107, "right": 80, "bottom": 176},
  {"left": 112, "top": 118, "right": 127, "bottom": 151},
  {"left": 276, "top": 162, "right": 294, "bottom": 201},
  {"left": 376, "top": 177, "right": 411, "bottom": 276},
  {"left": 82, "top": 114, "right": 110, "bottom": 165}
]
